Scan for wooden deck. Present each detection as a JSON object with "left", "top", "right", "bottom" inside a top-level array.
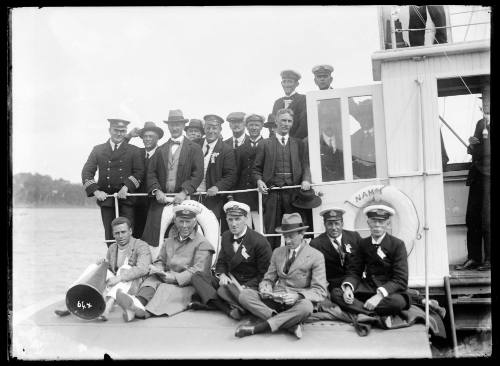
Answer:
[{"left": 12, "top": 299, "right": 432, "bottom": 359}]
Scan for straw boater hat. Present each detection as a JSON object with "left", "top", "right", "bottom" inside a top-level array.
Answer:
[
  {"left": 138, "top": 121, "right": 164, "bottom": 139},
  {"left": 363, "top": 204, "right": 395, "bottom": 220},
  {"left": 275, "top": 213, "right": 309, "bottom": 233},
  {"left": 292, "top": 189, "right": 322, "bottom": 209},
  {"left": 164, "top": 109, "right": 189, "bottom": 124}
]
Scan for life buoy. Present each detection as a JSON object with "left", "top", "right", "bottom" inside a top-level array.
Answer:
[
  {"left": 154, "top": 201, "right": 221, "bottom": 266},
  {"left": 342, "top": 184, "right": 421, "bottom": 256}
]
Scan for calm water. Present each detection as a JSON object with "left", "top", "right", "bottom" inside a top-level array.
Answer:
[{"left": 12, "top": 207, "right": 106, "bottom": 311}]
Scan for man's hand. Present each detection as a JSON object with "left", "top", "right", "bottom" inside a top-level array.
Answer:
[
  {"left": 469, "top": 136, "right": 480, "bottom": 145},
  {"left": 342, "top": 285, "right": 354, "bottom": 305},
  {"left": 106, "top": 275, "right": 121, "bottom": 287},
  {"left": 117, "top": 185, "right": 129, "bottom": 199},
  {"left": 301, "top": 181, "right": 311, "bottom": 191},
  {"left": 259, "top": 286, "right": 273, "bottom": 299},
  {"left": 257, "top": 180, "right": 268, "bottom": 194},
  {"left": 173, "top": 190, "right": 187, "bottom": 204},
  {"left": 282, "top": 292, "right": 300, "bottom": 306},
  {"left": 155, "top": 190, "right": 168, "bottom": 204},
  {"left": 94, "top": 190, "right": 108, "bottom": 202},
  {"left": 162, "top": 271, "right": 177, "bottom": 284},
  {"left": 363, "top": 293, "right": 383, "bottom": 311},
  {"left": 207, "top": 186, "right": 219, "bottom": 197},
  {"left": 218, "top": 273, "right": 232, "bottom": 286},
  {"left": 127, "top": 127, "right": 140, "bottom": 139}
]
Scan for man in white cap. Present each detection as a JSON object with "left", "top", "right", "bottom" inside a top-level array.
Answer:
[
  {"left": 331, "top": 205, "right": 410, "bottom": 322},
  {"left": 189, "top": 200, "right": 272, "bottom": 320},
  {"left": 236, "top": 213, "right": 327, "bottom": 339},
  {"left": 116, "top": 200, "right": 214, "bottom": 322},
  {"left": 271, "top": 70, "right": 308, "bottom": 139},
  {"left": 310, "top": 207, "right": 362, "bottom": 291},
  {"left": 82, "top": 118, "right": 145, "bottom": 244},
  {"left": 224, "top": 112, "right": 248, "bottom": 149}
]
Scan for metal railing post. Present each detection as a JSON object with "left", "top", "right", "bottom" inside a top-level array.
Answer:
[
  {"left": 258, "top": 190, "right": 264, "bottom": 235},
  {"left": 113, "top": 193, "right": 119, "bottom": 218}
]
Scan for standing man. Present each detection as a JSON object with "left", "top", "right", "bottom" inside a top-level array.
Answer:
[
  {"left": 408, "top": 5, "right": 448, "bottom": 46},
  {"left": 456, "top": 84, "right": 491, "bottom": 271},
  {"left": 82, "top": 119, "right": 145, "bottom": 244},
  {"left": 233, "top": 113, "right": 266, "bottom": 231},
  {"left": 310, "top": 207, "right": 362, "bottom": 292},
  {"left": 312, "top": 64, "right": 334, "bottom": 90},
  {"left": 189, "top": 201, "right": 272, "bottom": 320},
  {"left": 271, "top": 70, "right": 308, "bottom": 139},
  {"left": 224, "top": 112, "right": 248, "bottom": 149},
  {"left": 185, "top": 119, "right": 205, "bottom": 141},
  {"left": 142, "top": 110, "right": 204, "bottom": 252},
  {"left": 196, "top": 114, "right": 237, "bottom": 224},
  {"left": 253, "top": 108, "right": 311, "bottom": 249},
  {"left": 236, "top": 213, "right": 328, "bottom": 339},
  {"left": 331, "top": 205, "right": 410, "bottom": 321}
]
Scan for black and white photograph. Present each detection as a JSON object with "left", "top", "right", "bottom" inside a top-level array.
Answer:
[{"left": 9, "top": 5, "right": 491, "bottom": 359}]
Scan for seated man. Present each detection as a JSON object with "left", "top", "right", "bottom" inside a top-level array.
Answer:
[
  {"left": 115, "top": 201, "right": 214, "bottom": 321},
  {"left": 235, "top": 213, "right": 328, "bottom": 339},
  {"left": 55, "top": 217, "right": 152, "bottom": 320},
  {"left": 189, "top": 201, "right": 272, "bottom": 319}
]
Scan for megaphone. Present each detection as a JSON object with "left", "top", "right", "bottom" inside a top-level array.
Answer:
[{"left": 65, "top": 262, "right": 108, "bottom": 320}]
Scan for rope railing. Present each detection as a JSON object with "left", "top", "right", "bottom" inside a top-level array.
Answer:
[{"left": 393, "top": 21, "right": 490, "bottom": 33}]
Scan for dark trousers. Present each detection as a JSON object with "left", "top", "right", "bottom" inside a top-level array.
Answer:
[
  {"left": 331, "top": 287, "right": 408, "bottom": 317},
  {"left": 409, "top": 5, "right": 448, "bottom": 46},
  {"left": 198, "top": 195, "right": 228, "bottom": 233},
  {"left": 466, "top": 174, "right": 491, "bottom": 262},
  {"left": 100, "top": 203, "right": 134, "bottom": 244},
  {"left": 133, "top": 200, "right": 151, "bottom": 239}
]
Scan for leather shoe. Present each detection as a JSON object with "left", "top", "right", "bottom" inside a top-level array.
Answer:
[
  {"left": 423, "top": 299, "right": 446, "bottom": 318},
  {"left": 188, "top": 301, "right": 211, "bottom": 311},
  {"left": 455, "top": 259, "right": 480, "bottom": 270},
  {"left": 229, "top": 308, "right": 243, "bottom": 320},
  {"left": 235, "top": 324, "right": 255, "bottom": 338},
  {"left": 54, "top": 309, "right": 71, "bottom": 317},
  {"left": 478, "top": 261, "right": 491, "bottom": 271}
]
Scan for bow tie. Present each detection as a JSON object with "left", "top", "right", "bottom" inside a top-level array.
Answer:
[
  {"left": 171, "top": 140, "right": 181, "bottom": 145},
  {"left": 233, "top": 236, "right": 245, "bottom": 244}
]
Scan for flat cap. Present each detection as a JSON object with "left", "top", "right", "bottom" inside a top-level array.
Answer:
[
  {"left": 312, "top": 64, "right": 334, "bottom": 76},
  {"left": 173, "top": 200, "right": 202, "bottom": 218},
  {"left": 226, "top": 112, "right": 246, "bottom": 122},
  {"left": 107, "top": 119, "right": 130, "bottom": 128},
  {"left": 363, "top": 204, "right": 395, "bottom": 220},
  {"left": 203, "top": 114, "right": 224, "bottom": 124},
  {"left": 245, "top": 113, "right": 265, "bottom": 124},
  {"left": 280, "top": 69, "right": 301, "bottom": 81},
  {"left": 320, "top": 207, "right": 346, "bottom": 221},
  {"left": 223, "top": 201, "right": 250, "bottom": 216}
]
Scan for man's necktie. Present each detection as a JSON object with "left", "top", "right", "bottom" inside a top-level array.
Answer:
[
  {"left": 234, "top": 140, "right": 239, "bottom": 148},
  {"left": 284, "top": 250, "right": 296, "bottom": 273},
  {"left": 281, "top": 137, "right": 286, "bottom": 146},
  {"left": 233, "top": 235, "right": 244, "bottom": 253},
  {"left": 146, "top": 152, "right": 150, "bottom": 159},
  {"left": 204, "top": 145, "right": 210, "bottom": 157},
  {"left": 334, "top": 239, "right": 345, "bottom": 266},
  {"left": 114, "top": 143, "right": 118, "bottom": 151}
]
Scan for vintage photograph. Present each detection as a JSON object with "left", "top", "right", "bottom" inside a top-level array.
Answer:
[{"left": 9, "top": 5, "right": 491, "bottom": 359}]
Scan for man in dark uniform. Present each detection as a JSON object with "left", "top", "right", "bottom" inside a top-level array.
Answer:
[
  {"left": 456, "top": 85, "right": 491, "bottom": 271},
  {"left": 233, "top": 113, "right": 265, "bottom": 231},
  {"left": 142, "top": 110, "right": 204, "bottom": 253},
  {"left": 253, "top": 108, "right": 312, "bottom": 249},
  {"left": 310, "top": 207, "right": 362, "bottom": 291},
  {"left": 82, "top": 119, "right": 145, "bottom": 244},
  {"left": 331, "top": 205, "right": 410, "bottom": 323},
  {"left": 224, "top": 112, "right": 248, "bottom": 149},
  {"left": 271, "top": 70, "right": 308, "bottom": 139},
  {"left": 189, "top": 201, "right": 272, "bottom": 320},
  {"left": 196, "top": 114, "right": 237, "bottom": 226}
]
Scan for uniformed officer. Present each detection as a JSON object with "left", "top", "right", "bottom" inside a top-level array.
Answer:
[
  {"left": 82, "top": 119, "right": 145, "bottom": 244},
  {"left": 185, "top": 119, "right": 205, "bottom": 141},
  {"left": 312, "top": 64, "right": 334, "bottom": 90},
  {"left": 224, "top": 112, "right": 248, "bottom": 149}
]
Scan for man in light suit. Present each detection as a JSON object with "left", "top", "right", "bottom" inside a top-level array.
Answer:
[{"left": 235, "top": 213, "right": 328, "bottom": 339}]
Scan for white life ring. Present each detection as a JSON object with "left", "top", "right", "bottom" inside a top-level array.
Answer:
[
  {"left": 343, "top": 184, "right": 421, "bottom": 256},
  {"left": 153, "top": 201, "right": 221, "bottom": 266}
]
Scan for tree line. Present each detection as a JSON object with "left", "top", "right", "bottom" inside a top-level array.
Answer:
[{"left": 12, "top": 173, "right": 96, "bottom": 207}]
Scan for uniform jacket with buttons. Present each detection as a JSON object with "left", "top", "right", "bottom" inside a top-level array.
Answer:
[{"left": 81, "top": 140, "right": 145, "bottom": 207}]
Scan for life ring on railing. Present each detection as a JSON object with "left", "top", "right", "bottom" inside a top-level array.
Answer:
[
  {"left": 155, "top": 200, "right": 221, "bottom": 266},
  {"left": 342, "top": 184, "right": 421, "bottom": 256}
]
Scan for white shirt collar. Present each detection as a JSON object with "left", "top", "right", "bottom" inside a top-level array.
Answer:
[
  {"left": 233, "top": 226, "right": 247, "bottom": 240},
  {"left": 329, "top": 233, "right": 342, "bottom": 245},
  {"left": 289, "top": 243, "right": 302, "bottom": 258},
  {"left": 203, "top": 138, "right": 218, "bottom": 151},
  {"left": 277, "top": 133, "right": 289, "bottom": 145},
  {"left": 372, "top": 233, "right": 386, "bottom": 245},
  {"left": 234, "top": 134, "right": 246, "bottom": 146},
  {"left": 250, "top": 136, "right": 262, "bottom": 144},
  {"left": 171, "top": 135, "right": 184, "bottom": 143},
  {"left": 285, "top": 91, "right": 297, "bottom": 98},
  {"left": 110, "top": 140, "right": 122, "bottom": 150},
  {"left": 145, "top": 145, "right": 158, "bottom": 157}
]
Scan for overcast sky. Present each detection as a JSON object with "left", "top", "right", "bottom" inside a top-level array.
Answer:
[{"left": 11, "top": 6, "right": 489, "bottom": 184}]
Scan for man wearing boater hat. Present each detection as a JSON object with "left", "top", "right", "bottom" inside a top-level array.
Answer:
[
  {"left": 141, "top": 110, "right": 204, "bottom": 254},
  {"left": 236, "top": 213, "right": 328, "bottom": 339},
  {"left": 116, "top": 201, "right": 214, "bottom": 322},
  {"left": 82, "top": 119, "right": 145, "bottom": 243},
  {"left": 310, "top": 207, "right": 362, "bottom": 291},
  {"left": 271, "top": 70, "right": 308, "bottom": 139},
  {"left": 189, "top": 201, "right": 272, "bottom": 320}
]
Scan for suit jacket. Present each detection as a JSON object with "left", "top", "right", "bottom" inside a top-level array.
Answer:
[
  {"left": 259, "top": 242, "right": 328, "bottom": 304},
  {"left": 81, "top": 139, "right": 145, "bottom": 207},
  {"left": 309, "top": 230, "right": 362, "bottom": 290},
  {"left": 467, "top": 118, "right": 490, "bottom": 179},
  {"left": 197, "top": 138, "right": 237, "bottom": 191},
  {"left": 215, "top": 228, "right": 272, "bottom": 289},
  {"left": 271, "top": 93, "right": 308, "bottom": 139},
  {"left": 252, "top": 135, "right": 311, "bottom": 186},
  {"left": 344, "top": 233, "right": 408, "bottom": 296},
  {"left": 224, "top": 134, "right": 249, "bottom": 149}
]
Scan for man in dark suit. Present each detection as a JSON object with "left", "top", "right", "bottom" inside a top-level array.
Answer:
[
  {"left": 233, "top": 113, "right": 265, "bottom": 231},
  {"left": 141, "top": 110, "right": 204, "bottom": 252},
  {"left": 331, "top": 205, "right": 410, "bottom": 322},
  {"left": 310, "top": 207, "right": 362, "bottom": 291},
  {"left": 253, "top": 108, "right": 312, "bottom": 249},
  {"left": 224, "top": 112, "right": 248, "bottom": 149},
  {"left": 82, "top": 119, "right": 145, "bottom": 244},
  {"left": 189, "top": 201, "right": 272, "bottom": 320},
  {"left": 196, "top": 114, "right": 237, "bottom": 226},
  {"left": 271, "top": 70, "right": 308, "bottom": 139}
]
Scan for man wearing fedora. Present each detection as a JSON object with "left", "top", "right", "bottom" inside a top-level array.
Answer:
[
  {"left": 264, "top": 113, "right": 277, "bottom": 137},
  {"left": 310, "top": 207, "right": 362, "bottom": 292},
  {"left": 196, "top": 114, "right": 237, "bottom": 227},
  {"left": 291, "top": 188, "right": 322, "bottom": 242},
  {"left": 185, "top": 119, "right": 205, "bottom": 141},
  {"left": 82, "top": 119, "right": 145, "bottom": 244},
  {"left": 253, "top": 108, "right": 311, "bottom": 249},
  {"left": 224, "top": 112, "right": 248, "bottom": 149},
  {"left": 271, "top": 70, "right": 308, "bottom": 139},
  {"left": 233, "top": 113, "right": 266, "bottom": 231},
  {"left": 141, "top": 110, "right": 204, "bottom": 253},
  {"left": 236, "top": 213, "right": 328, "bottom": 339},
  {"left": 189, "top": 201, "right": 272, "bottom": 320}
]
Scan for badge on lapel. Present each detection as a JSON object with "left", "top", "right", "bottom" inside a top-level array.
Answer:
[
  {"left": 345, "top": 244, "right": 352, "bottom": 253},
  {"left": 241, "top": 245, "right": 250, "bottom": 260},
  {"left": 210, "top": 152, "right": 220, "bottom": 164},
  {"left": 377, "top": 246, "right": 386, "bottom": 259}
]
